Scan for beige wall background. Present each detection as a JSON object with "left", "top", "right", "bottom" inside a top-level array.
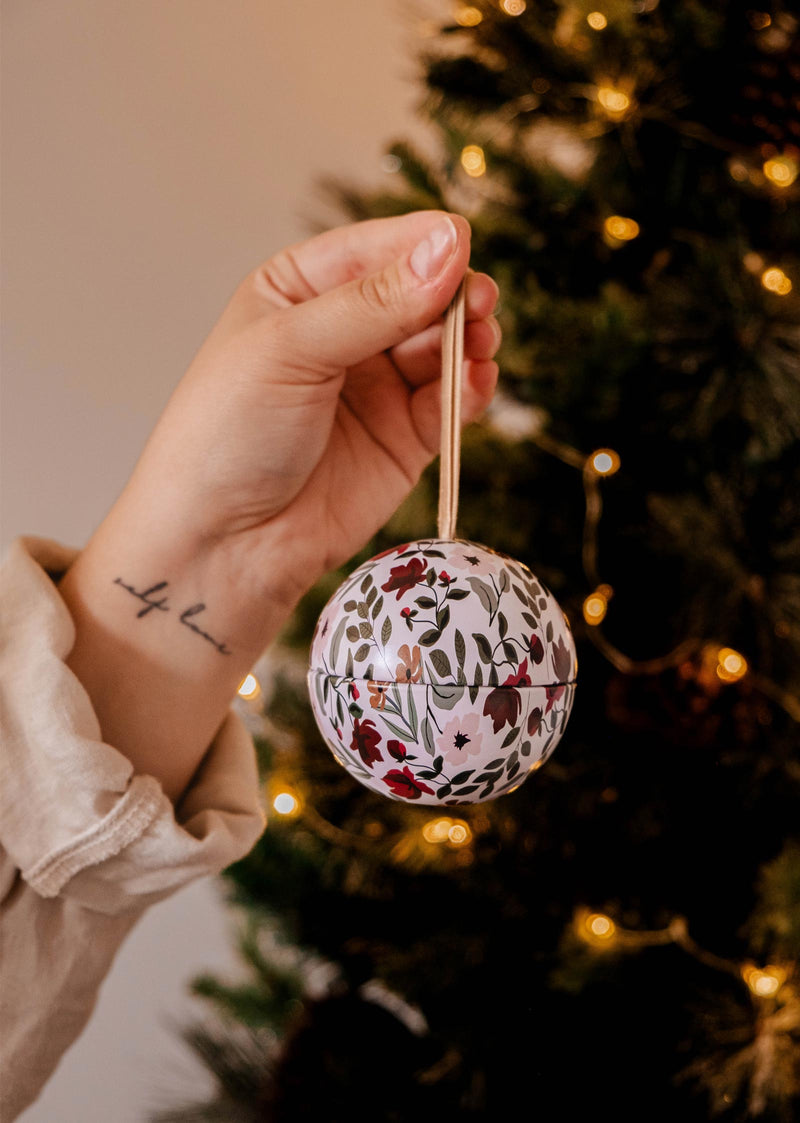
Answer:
[{"left": 2, "top": 1, "right": 431, "bottom": 1117}]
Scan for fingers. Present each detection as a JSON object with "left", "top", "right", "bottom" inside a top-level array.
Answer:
[
  {"left": 251, "top": 214, "right": 473, "bottom": 375},
  {"left": 410, "top": 360, "right": 499, "bottom": 454},
  {"left": 254, "top": 210, "right": 470, "bottom": 305},
  {"left": 391, "top": 315, "right": 502, "bottom": 387},
  {"left": 389, "top": 271, "right": 501, "bottom": 386}
]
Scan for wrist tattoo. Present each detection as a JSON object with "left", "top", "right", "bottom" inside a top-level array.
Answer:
[{"left": 113, "top": 577, "right": 232, "bottom": 655}]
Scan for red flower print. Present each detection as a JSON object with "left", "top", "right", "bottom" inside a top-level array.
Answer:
[
  {"left": 381, "top": 556, "right": 427, "bottom": 600},
  {"left": 351, "top": 718, "right": 383, "bottom": 767},
  {"left": 503, "top": 659, "right": 531, "bottom": 687},
  {"left": 368, "top": 681, "right": 389, "bottom": 710},
  {"left": 551, "top": 634, "right": 573, "bottom": 681},
  {"left": 387, "top": 739, "right": 407, "bottom": 761},
  {"left": 401, "top": 607, "right": 411, "bottom": 618},
  {"left": 348, "top": 682, "right": 360, "bottom": 700},
  {"left": 545, "top": 684, "right": 565, "bottom": 713},
  {"left": 382, "top": 767, "right": 434, "bottom": 800},
  {"left": 528, "top": 634, "right": 544, "bottom": 665},
  {"left": 439, "top": 571, "right": 452, "bottom": 585},
  {"left": 527, "top": 707, "right": 542, "bottom": 737},
  {"left": 483, "top": 686, "right": 522, "bottom": 733}
]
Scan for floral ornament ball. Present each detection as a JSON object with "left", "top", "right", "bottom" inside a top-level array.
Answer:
[{"left": 307, "top": 539, "right": 578, "bottom": 806}]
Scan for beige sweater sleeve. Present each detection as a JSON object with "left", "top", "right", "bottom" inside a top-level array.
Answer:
[{"left": 0, "top": 538, "right": 267, "bottom": 1121}]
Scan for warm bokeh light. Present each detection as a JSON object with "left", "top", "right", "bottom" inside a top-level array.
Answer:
[
  {"left": 455, "top": 5, "right": 482, "bottom": 26},
  {"left": 448, "top": 820, "right": 472, "bottom": 846},
  {"left": 587, "top": 11, "right": 608, "bottom": 29},
  {"left": 743, "top": 251, "right": 765, "bottom": 274},
  {"left": 578, "top": 909, "right": 617, "bottom": 945},
  {"left": 716, "top": 647, "right": 748, "bottom": 683},
  {"left": 728, "top": 159, "right": 749, "bottom": 182},
  {"left": 423, "top": 817, "right": 473, "bottom": 846},
  {"left": 747, "top": 11, "right": 771, "bottom": 29},
  {"left": 742, "top": 963, "right": 786, "bottom": 997},
  {"left": 590, "top": 448, "right": 621, "bottom": 476},
  {"left": 237, "top": 673, "right": 261, "bottom": 700},
  {"left": 604, "top": 215, "right": 640, "bottom": 242},
  {"left": 272, "top": 791, "right": 300, "bottom": 816},
  {"left": 597, "top": 86, "right": 632, "bottom": 117},
  {"left": 423, "top": 817, "right": 453, "bottom": 844},
  {"left": 763, "top": 155, "right": 798, "bottom": 187},
  {"left": 583, "top": 592, "right": 608, "bottom": 625},
  {"left": 461, "top": 144, "right": 487, "bottom": 177},
  {"left": 501, "top": 0, "right": 526, "bottom": 14},
  {"left": 761, "top": 267, "right": 793, "bottom": 295}
]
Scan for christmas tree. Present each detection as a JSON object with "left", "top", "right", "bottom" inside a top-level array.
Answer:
[{"left": 155, "top": 2, "right": 800, "bottom": 1119}]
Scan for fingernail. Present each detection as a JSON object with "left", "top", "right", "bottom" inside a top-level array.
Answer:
[{"left": 409, "top": 217, "right": 458, "bottom": 281}]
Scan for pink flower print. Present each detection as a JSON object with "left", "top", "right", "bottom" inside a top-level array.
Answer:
[{"left": 439, "top": 712, "right": 484, "bottom": 765}]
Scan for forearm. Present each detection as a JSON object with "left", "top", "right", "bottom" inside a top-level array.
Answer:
[{"left": 58, "top": 489, "right": 303, "bottom": 803}]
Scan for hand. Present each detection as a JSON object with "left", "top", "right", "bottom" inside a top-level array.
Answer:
[
  {"left": 127, "top": 210, "right": 500, "bottom": 585},
  {"left": 59, "top": 211, "right": 501, "bottom": 799}
]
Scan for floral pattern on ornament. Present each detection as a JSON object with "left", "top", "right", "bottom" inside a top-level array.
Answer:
[{"left": 308, "top": 538, "right": 577, "bottom": 805}]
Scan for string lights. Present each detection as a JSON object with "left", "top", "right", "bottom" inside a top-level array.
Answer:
[
  {"left": 454, "top": 5, "right": 482, "bottom": 27},
  {"left": 574, "top": 909, "right": 795, "bottom": 1003},
  {"left": 461, "top": 144, "right": 487, "bottom": 177},
  {"left": 272, "top": 790, "right": 301, "bottom": 817},
  {"left": 604, "top": 215, "right": 640, "bottom": 243},
  {"left": 716, "top": 646, "right": 748, "bottom": 684},
  {"left": 590, "top": 448, "right": 621, "bottom": 476},
  {"left": 762, "top": 155, "right": 798, "bottom": 188},
  {"left": 596, "top": 85, "right": 633, "bottom": 120},
  {"left": 582, "top": 585, "right": 612, "bottom": 626},
  {"left": 422, "top": 816, "right": 473, "bottom": 847},
  {"left": 761, "top": 267, "right": 793, "bottom": 295},
  {"left": 237, "top": 673, "right": 262, "bottom": 700}
]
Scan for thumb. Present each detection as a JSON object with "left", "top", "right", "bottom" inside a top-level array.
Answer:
[{"left": 266, "top": 214, "right": 471, "bottom": 374}]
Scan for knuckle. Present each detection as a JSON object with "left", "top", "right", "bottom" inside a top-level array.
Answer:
[
  {"left": 357, "top": 270, "right": 416, "bottom": 340},
  {"left": 357, "top": 271, "right": 395, "bottom": 316}
]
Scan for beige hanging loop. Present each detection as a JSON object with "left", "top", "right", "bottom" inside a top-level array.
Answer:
[{"left": 437, "top": 278, "right": 466, "bottom": 541}]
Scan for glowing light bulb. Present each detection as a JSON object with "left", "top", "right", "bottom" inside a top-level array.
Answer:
[
  {"left": 455, "top": 5, "right": 482, "bottom": 26},
  {"left": 763, "top": 156, "right": 798, "bottom": 187},
  {"left": 597, "top": 86, "right": 631, "bottom": 117},
  {"left": 578, "top": 909, "right": 617, "bottom": 945},
  {"left": 237, "top": 673, "right": 261, "bottom": 700},
  {"left": 583, "top": 592, "right": 608, "bottom": 625},
  {"left": 272, "top": 791, "right": 300, "bottom": 816},
  {"left": 589, "top": 914, "right": 614, "bottom": 938},
  {"left": 502, "top": 0, "right": 526, "bottom": 14},
  {"left": 423, "top": 817, "right": 453, "bottom": 843},
  {"left": 761, "top": 267, "right": 793, "bottom": 295},
  {"left": 587, "top": 11, "right": 607, "bottom": 29},
  {"left": 742, "top": 963, "right": 786, "bottom": 997},
  {"left": 590, "top": 448, "right": 621, "bottom": 476},
  {"left": 716, "top": 647, "right": 748, "bottom": 683},
  {"left": 743, "top": 251, "right": 765, "bottom": 274},
  {"left": 461, "top": 145, "right": 487, "bottom": 177},
  {"left": 748, "top": 11, "right": 771, "bottom": 30},
  {"left": 448, "top": 820, "right": 472, "bottom": 846},
  {"left": 604, "top": 215, "right": 640, "bottom": 242}
]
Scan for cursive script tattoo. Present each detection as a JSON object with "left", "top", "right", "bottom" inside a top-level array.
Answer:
[
  {"left": 179, "top": 603, "right": 232, "bottom": 655},
  {"left": 113, "top": 577, "right": 171, "bottom": 617},
  {"left": 113, "top": 577, "right": 232, "bottom": 655}
]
